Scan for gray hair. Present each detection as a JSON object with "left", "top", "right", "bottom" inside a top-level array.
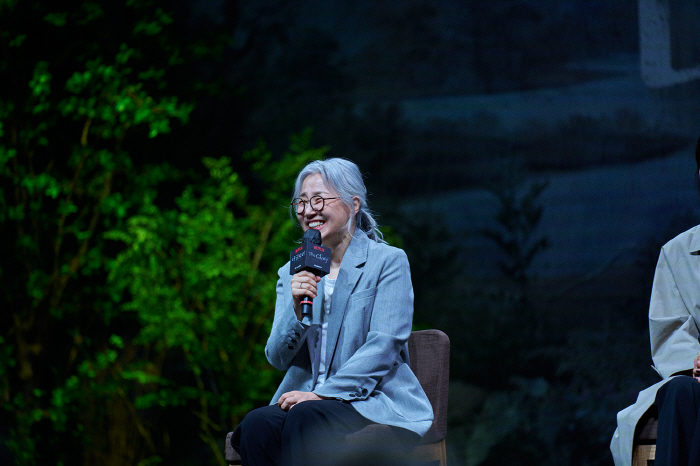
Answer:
[{"left": 292, "top": 158, "right": 385, "bottom": 243}]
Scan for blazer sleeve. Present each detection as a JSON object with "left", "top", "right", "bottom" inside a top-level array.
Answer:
[
  {"left": 649, "top": 246, "right": 700, "bottom": 379},
  {"left": 265, "top": 265, "right": 312, "bottom": 371},
  {"left": 313, "top": 247, "right": 414, "bottom": 401}
]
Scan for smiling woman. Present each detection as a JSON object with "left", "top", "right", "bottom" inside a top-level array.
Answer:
[
  {"left": 230, "top": 158, "right": 433, "bottom": 466},
  {"left": 295, "top": 173, "right": 357, "bottom": 274},
  {"left": 292, "top": 158, "right": 384, "bottom": 241}
]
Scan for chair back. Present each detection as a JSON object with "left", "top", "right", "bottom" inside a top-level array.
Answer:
[{"left": 407, "top": 329, "right": 450, "bottom": 445}]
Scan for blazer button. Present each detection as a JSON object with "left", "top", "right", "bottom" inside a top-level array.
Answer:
[{"left": 287, "top": 344, "right": 294, "bottom": 349}]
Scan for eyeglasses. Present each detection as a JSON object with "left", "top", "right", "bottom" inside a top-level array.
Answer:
[{"left": 291, "top": 196, "right": 340, "bottom": 214}]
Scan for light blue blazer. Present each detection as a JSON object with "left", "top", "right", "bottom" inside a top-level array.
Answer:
[{"left": 265, "top": 229, "right": 434, "bottom": 436}]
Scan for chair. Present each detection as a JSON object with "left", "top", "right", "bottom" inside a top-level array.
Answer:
[
  {"left": 225, "top": 329, "right": 450, "bottom": 466},
  {"left": 632, "top": 409, "right": 657, "bottom": 466}
]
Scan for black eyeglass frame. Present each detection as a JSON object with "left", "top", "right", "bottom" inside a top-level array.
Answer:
[{"left": 291, "top": 196, "right": 340, "bottom": 214}]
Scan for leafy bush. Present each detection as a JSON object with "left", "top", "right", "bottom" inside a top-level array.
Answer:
[{"left": 0, "top": 0, "right": 326, "bottom": 463}]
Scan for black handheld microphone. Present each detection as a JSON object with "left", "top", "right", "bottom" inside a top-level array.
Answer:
[{"left": 290, "top": 229, "right": 331, "bottom": 319}]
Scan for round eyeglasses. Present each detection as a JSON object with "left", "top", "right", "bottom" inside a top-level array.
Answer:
[{"left": 291, "top": 196, "right": 340, "bottom": 214}]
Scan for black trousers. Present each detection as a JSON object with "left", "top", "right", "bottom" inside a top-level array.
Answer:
[
  {"left": 231, "top": 400, "right": 374, "bottom": 466},
  {"left": 654, "top": 376, "right": 700, "bottom": 466}
]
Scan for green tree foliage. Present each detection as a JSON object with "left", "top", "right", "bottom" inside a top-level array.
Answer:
[
  {"left": 105, "top": 140, "right": 324, "bottom": 464},
  {"left": 0, "top": 1, "right": 324, "bottom": 464}
]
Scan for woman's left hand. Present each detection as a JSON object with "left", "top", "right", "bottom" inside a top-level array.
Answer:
[{"left": 278, "top": 391, "right": 323, "bottom": 411}]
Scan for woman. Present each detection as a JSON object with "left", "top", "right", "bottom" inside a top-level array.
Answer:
[
  {"left": 231, "top": 158, "right": 433, "bottom": 466},
  {"left": 611, "top": 138, "right": 700, "bottom": 466}
]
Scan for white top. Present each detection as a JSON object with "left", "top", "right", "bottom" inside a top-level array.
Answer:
[{"left": 313, "top": 277, "right": 335, "bottom": 389}]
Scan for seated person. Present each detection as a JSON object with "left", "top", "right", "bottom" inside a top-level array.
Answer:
[
  {"left": 231, "top": 158, "right": 433, "bottom": 466},
  {"left": 611, "top": 136, "right": 700, "bottom": 466}
]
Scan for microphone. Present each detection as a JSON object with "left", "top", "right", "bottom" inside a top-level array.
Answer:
[{"left": 290, "top": 229, "right": 331, "bottom": 319}]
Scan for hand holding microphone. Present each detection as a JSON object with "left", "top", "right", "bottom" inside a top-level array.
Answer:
[
  {"left": 289, "top": 229, "right": 331, "bottom": 321},
  {"left": 291, "top": 271, "right": 321, "bottom": 320}
]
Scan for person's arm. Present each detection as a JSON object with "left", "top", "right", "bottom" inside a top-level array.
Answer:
[
  {"left": 650, "top": 246, "right": 700, "bottom": 378},
  {"left": 265, "top": 267, "right": 312, "bottom": 371},
  {"left": 313, "top": 248, "right": 414, "bottom": 401}
]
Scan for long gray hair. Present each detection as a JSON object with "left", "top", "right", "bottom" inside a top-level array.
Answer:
[{"left": 292, "top": 158, "right": 385, "bottom": 243}]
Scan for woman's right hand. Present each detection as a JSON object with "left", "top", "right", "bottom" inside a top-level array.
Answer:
[{"left": 291, "top": 270, "right": 321, "bottom": 321}]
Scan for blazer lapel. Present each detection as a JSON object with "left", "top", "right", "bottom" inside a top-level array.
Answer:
[{"left": 324, "top": 231, "right": 369, "bottom": 371}]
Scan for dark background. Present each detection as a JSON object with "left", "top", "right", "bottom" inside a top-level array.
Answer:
[
  {"left": 6, "top": 0, "right": 700, "bottom": 464},
  {"left": 217, "top": 1, "right": 700, "bottom": 464}
]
